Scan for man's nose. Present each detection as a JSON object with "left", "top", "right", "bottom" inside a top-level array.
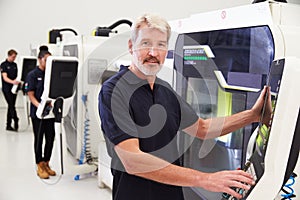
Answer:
[{"left": 148, "top": 47, "right": 159, "bottom": 56}]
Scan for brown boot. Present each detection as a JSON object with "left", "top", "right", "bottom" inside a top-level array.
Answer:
[
  {"left": 44, "top": 161, "right": 56, "bottom": 176},
  {"left": 37, "top": 162, "right": 49, "bottom": 179}
]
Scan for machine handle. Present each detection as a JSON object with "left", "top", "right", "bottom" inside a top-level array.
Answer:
[{"left": 214, "top": 70, "right": 260, "bottom": 92}]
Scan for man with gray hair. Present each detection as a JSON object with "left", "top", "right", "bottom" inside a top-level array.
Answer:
[{"left": 99, "top": 13, "right": 271, "bottom": 200}]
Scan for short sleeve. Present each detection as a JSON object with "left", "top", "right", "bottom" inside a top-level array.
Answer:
[
  {"left": 177, "top": 94, "right": 198, "bottom": 130},
  {"left": 0, "top": 62, "right": 7, "bottom": 73},
  {"left": 98, "top": 84, "right": 138, "bottom": 146},
  {"left": 25, "top": 72, "right": 36, "bottom": 92}
]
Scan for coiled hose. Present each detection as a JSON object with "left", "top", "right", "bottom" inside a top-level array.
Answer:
[
  {"left": 74, "top": 94, "right": 94, "bottom": 180},
  {"left": 281, "top": 173, "right": 297, "bottom": 200}
]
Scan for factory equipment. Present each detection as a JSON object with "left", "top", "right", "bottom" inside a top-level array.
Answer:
[
  {"left": 25, "top": 20, "right": 132, "bottom": 184},
  {"left": 242, "top": 57, "right": 299, "bottom": 199},
  {"left": 36, "top": 56, "right": 78, "bottom": 175},
  {"left": 13, "top": 56, "right": 37, "bottom": 129},
  {"left": 24, "top": 3, "right": 300, "bottom": 197},
  {"left": 57, "top": 20, "right": 132, "bottom": 184},
  {"left": 170, "top": 1, "right": 300, "bottom": 199}
]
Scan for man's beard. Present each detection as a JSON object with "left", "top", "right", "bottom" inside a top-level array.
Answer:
[{"left": 134, "top": 56, "right": 163, "bottom": 76}]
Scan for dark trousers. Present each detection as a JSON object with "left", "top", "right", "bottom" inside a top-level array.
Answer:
[
  {"left": 3, "top": 90, "right": 18, "bottom": 127},
  {"left": 31, "top": 118, "right": 55, "bottom": 164}
]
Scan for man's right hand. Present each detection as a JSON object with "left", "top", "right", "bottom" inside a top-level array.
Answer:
[
  {"left": 13, "top": 79, "right": 20, "bottom": 85},
  {"left": 250, "top": 86, "right": 272, "bottom": 125},
  {"left": 202, "top": 170, "right": 255, "bottom": 199}
]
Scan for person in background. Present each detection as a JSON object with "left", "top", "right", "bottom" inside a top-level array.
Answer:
[
  {"left": 25, "top": 46, "right": 56, "bottom": 179},
  {"left": 1, "top": 49, "right": 20, "bottom": 131},
  {"left": 98, "top": 13, "right": 272, "bottom": 200}
]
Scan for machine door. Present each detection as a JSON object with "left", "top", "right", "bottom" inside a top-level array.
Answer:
[{"left": 174, "top": 25, "right": 274, "bottom": 199}]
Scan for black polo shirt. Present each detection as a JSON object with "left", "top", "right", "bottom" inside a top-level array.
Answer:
[
  {"left": 25, "top": 67, "right": 45, "bottom": 118},
  {"left": 99, "top": 65, "right": 198, "bottom": 200},
  {"left": 0, "top": 59, "right": 18, "bottom": 92}
]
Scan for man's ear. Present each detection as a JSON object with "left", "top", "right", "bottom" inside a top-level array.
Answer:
[{"left": 128, "top": 39, "right": 133, "bottom": 54}]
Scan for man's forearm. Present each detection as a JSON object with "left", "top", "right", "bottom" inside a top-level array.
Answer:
[
  {"left": 115, "top": 144, "right": 253, "bottom": 198},
  {"left": 184, "top": 87, "right": 269, "bottom": 140},
  {"left": 27, "top": 91, "right": 39, "bottom": 108},
  {"left": 134, "top": 154, "right": 205, "bottom": 187},
  {"left": 184, "top": 109, "right": 258, "bottom": 140},
  {"left": 204, "top": 109, "right": 257, "bottom": 139},
  {"left": 2, "top": 73, "right": 15, "bottom": 84},
  {"left": 115, "top": 144, "right": 206, "bottom": 187}
]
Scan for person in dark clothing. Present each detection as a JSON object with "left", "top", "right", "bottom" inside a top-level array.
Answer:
[
  {"left": 1, "top": 49, "right": 20, "bottom": 131},
  {"left": 98, "top": 14, "right": 272, "bottom": 200},
  {"left": 25, "top": 46, "right": 56, "bottom": 179}
]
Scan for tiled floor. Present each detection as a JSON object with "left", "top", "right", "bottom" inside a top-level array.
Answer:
[{"left": 0, "top": 106, "right": 112, "bottom": 200}]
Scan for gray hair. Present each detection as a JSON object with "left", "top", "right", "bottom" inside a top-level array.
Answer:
[{"left": 131, "top": 13, "right": 171, "bottom": 43}]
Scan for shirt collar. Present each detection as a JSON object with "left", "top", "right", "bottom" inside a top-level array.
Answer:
[
  {"left": 120, "top": 65, "right": 147, "bottom": 85},
  {"left": 36, "top": 66, "right": 45, "bottom": 74},
  {"left": 6, "top": 59, "right": 13, "bottom": 64},
  {"left": 119, "top": 65, "right": 165, "bottom": 88}
]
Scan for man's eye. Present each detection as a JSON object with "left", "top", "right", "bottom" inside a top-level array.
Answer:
[{"left": 141, "top": 42, "right": 149, "bottom": 47}]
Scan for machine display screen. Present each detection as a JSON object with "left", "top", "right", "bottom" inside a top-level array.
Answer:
[
  {"left": 49, "top": 60, "right": 78, "bottom": 99},
  {"left": 183, "top": 46, "right": 208, "bottom": 65},
  {"left": 21, "top": 58, "right": 37, "bottom": 81},
  {"left": 63, "top": 44, "right": 79, "bottom": 58}
]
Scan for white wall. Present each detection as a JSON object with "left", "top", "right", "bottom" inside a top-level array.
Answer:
[
  {"left": 1, "top": 0, "right": 300, "bottom": 64},
  {"left": 0, "top": 0, "right": 256, "bottom": 61}
]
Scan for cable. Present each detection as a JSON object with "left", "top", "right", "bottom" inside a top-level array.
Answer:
[
  {"left": 74, "top": 94, "right": 96, "bottom": 181},
  {"left": 107, "top": 19, "right": 132, "bottom": 29},
  {"left": 57, "top": 28, "right": 78, "bottom": 36},
  {"left": 281, "top": 173, "right": 297, "bottom": 200},
  {"left": 34, "top": 108, "right": 62, "bottom": 185},
  {"left": 35, "top": 117, "right": 62, "bottom": 185},
  {"left": 38, "top": 173, "right": 63, "bottom": 186},
  {"left": 49, "top": 28, "right": 78, "bottom": 44},
  {"left": 94, "top": 19, "right": 132, "bottom": 37},
  {"left": 252, "top": 0, "right": 287, "bottom": 3},
  {"left": 78, "top": 94, "right": 92, "bottom": 164}
]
